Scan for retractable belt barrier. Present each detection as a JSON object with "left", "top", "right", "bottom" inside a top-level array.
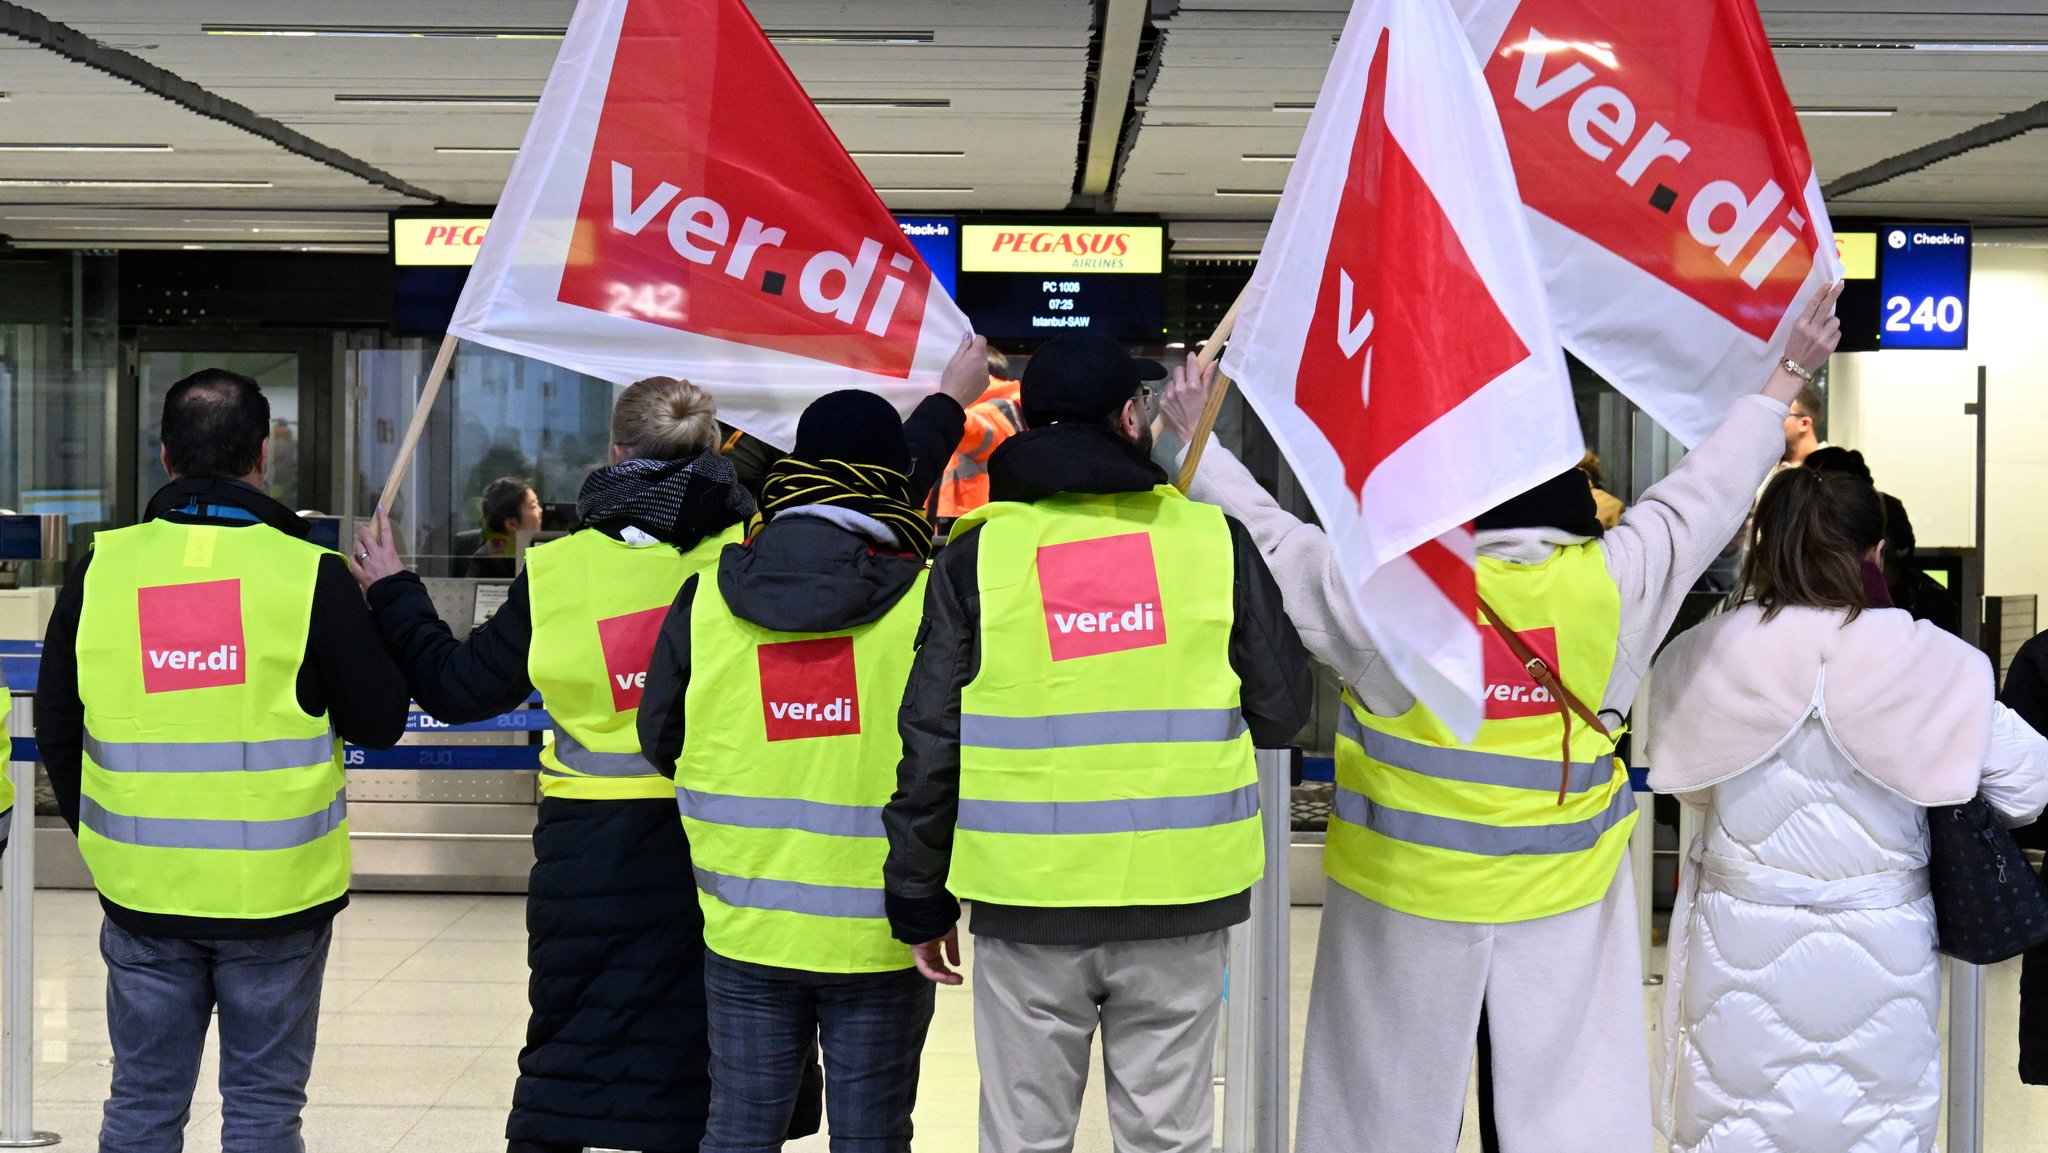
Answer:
[
  {"left": 1216, "top": 747, "right": 1296, "bottom": 1153},
  {"left": 2, "top": 700, "right": 59, "bottom": 1147}
]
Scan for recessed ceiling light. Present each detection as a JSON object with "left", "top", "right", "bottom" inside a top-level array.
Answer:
[
  {"left": 0, "top": 178, "right": 272, "bottom": 189},
  {"left": 813, "top": 98, "right": 950, "bottom": 110},
  {"left": 1241, "top": 154, "right": 1296, "bottom": 163},
  {"left": 0, "top": 143, "right": 174, "bottom": 153},
  {"left": 1773, "top": 40, "right": 2048, "bottom": 52},
  {"left": 1215, "top": 189, "right": 1284, "bottom": 198},
  {"left": 1795, "top": 107, "right": 1898, "bottom": 117},
  {"left": 204, "top": 24, "right": 563, "bottom": 39},
  {"left": 847, "top": 150, "right": 965, "bottom": 158},
  {"left": 766, "top": 30, "right": 934, "bottom": 45},
  {"left": 873, "top": 187, "right": 972, "bottom": 194},
  {"left": 434, "top": 146, "right": 521, "bottom": 155},
  {"left": 336, "top": 94, "right": 539, "bottom": 107},
  {"left": 1273, "top": 101, "right": 1315, "bottom": 113}
]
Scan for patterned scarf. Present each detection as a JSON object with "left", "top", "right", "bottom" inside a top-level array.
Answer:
[
  {"left": 575, "top": 450, "right": 755, "bottom": 543},
  {"left": 751, "top": 456, "right": 934, "bottom": 558}
]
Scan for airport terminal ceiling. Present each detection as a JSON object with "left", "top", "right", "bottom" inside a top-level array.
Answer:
[{"left": 0, "top": 1, "right": 2047, "bottom": 253}]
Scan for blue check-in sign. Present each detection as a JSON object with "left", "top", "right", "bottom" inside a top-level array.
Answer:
[{"left": 1878, "top": 225, "right": 1971, "bottom": 350}]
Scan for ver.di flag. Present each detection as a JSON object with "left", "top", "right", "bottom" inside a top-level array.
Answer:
[
  {"left": 1220, "top": 0, "right": 1584, "bottom": 739},
  {"left": 1452, "top": 0, "right": 1842, "bottom": 446},
  {"left": 448, "top": 0, "right": 971, "bottom": 448}
]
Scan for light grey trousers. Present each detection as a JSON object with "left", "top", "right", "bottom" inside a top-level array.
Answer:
[
  {"left": 1296, "top": 855, "right": 1653, "bottom": 1153},
  {"left": 972, "top": 931, "right": 1228, "bottom": 1153}
]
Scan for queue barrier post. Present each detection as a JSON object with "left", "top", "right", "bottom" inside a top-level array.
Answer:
[
  {"left": 1949, "top": 960, "right": 1985, "bottom": 1153},
  {"left": 1219, "top": 747, "right": 1295, "bottom": 1153},
  {"left": 0, "top": 738, "right": 59, "bottom": 1147}
]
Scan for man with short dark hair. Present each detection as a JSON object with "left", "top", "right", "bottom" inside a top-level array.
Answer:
[
  {"left": 36, "top": 367, "right": 408, "bottom": 1153},
  {"left": 884, "top": 332, "right": 1311, "bottom": 1153},
  {"left": 1782, "top": 382, "right": 1826, "bottom": 466}
]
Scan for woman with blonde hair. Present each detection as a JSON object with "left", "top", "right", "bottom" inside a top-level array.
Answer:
[
  {"left": 355, "top": 375, "right": 755, "bottom": 1153},
  {"left": 1648, "top": 465, "right": 2048, "bottom": 1153}
]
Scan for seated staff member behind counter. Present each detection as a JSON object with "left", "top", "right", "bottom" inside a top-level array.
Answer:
[
  {"left": 351, "top": 350, "right": 984, "bottom": 1153},
  {"left": 639, "top": 391, "right": 941, "bottom": 1153},
  {"left": 38, "top": 368, "right": 409, "bottom": 1152}
]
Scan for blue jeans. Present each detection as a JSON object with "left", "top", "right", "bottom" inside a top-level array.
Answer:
[
  {"left": 702, "top": 952, "right": 934, "bottom": 1153},
  {"left": 99, "top": 918, "right": 332, "bottom": 1153}
]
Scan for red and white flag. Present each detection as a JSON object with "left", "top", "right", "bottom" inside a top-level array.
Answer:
[
  {"left": 1220, "top": 0, "right": 1583, "bottom": 739},
  {"left": 449, "top": 0, "right": 970, "bottom": 448},
  {"left": 1453, "top": 0, "right": 1841, "bottom": 446}
]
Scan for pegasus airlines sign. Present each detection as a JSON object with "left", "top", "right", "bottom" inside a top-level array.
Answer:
[{"left": 447, "top": 0, "right": 970, "bottom": 448}]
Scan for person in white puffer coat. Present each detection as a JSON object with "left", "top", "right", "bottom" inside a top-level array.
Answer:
[{"left": 1647, "top": 465, "right": 2048, "bottom": 1153}]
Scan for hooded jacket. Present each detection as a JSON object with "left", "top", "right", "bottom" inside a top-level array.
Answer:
[{"left": 879, "top": 422, "right": 1313, "bottom": 947}]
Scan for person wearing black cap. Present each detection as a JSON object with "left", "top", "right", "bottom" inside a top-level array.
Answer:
[
  {"left": 637, "top": 389, "right": 947, "bottom": 1152},
  {"left": 881, "top": 332, "right": 1312, "bottom": 1153},
  {"left": 1158, "top": 286, "right": 1843, "bottom": 1153}
]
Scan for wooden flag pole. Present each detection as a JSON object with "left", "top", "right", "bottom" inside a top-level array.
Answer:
[
  {"left": 1174, "top": 282, "right": 1250, "bottom": 493},
  {"left": 376, "top": 332, "right": 460, "bottom": 524}
]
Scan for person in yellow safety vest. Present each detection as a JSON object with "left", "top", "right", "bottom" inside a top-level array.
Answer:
[
  {"left": 637, "top": 389, "right": 946, "bottom": 1153},
  {"left": 883, "top": 331, "right": 1313, "bottom": 1153},
  {"left": 1157, "top": 284, "right": 1844, "bottom": 1153},
  {"left": 350, "top": 343, "right": 987, "bottom": 1153},
  {"left": 34, "top": 368, "right": 410, "bottom": 1152},
  {"left": 0, "top": 692, "right": 12, "bottom": 855},
  {"left": 935, "top": 347, "right": 1023, "bottom": 520}
]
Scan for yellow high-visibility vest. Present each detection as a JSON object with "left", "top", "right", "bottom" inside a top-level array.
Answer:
[
  {"left": 528, "top": 526, "right": 734, "bottom": 801},
  {"left": 1330, "top": 542, "right": 1631, "bottom": 923},
  {"left": 679, "top": 568, "right": 926, "bottom": 973},
  {"left": 76, "top": 519, "right": 347, "bottom": 919},
  {"left": 948, "top": 486, "right": 1261, "bottom": 908},
  {"left": 0, "top": 692, "right": 13, "bottom": 849}
]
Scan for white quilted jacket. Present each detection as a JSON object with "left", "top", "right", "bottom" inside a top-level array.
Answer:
[{"left": 1663, "top": 707, "right": 2048, "bottom": 1153}]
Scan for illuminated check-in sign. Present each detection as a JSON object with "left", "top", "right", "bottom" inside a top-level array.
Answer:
[
  {"left": 1878, "top": 224, "right": 1970, "bottom": 350},
  {"left": 393, "top": 217, "right": 492, "bottom": 266},
  {"left": 960, "top": 224, "right": 1164, "bottom": 275}
]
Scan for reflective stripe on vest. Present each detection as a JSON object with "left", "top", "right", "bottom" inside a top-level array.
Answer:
[
  {"left": 961, "top": 707, "right": 1247, "bottom": 750},
  {"left": 959, "top": 784, "right": 1258, "bottom": 836},
  {"left": 1334, "top": 711, "right": 1613, "bottom": 795},
  {"left": 1327, "top": 542, "right": 1628, "bottom": 924},
  {"left": 1332, "top": 785, "right": 1635, "bottom": 857},
  {"left": 678, "top": 789, "right": 884, "bottom": 839},
  {"left": 76, "top": 519, "right": 349, "bottom": 921},
  {"left": 948, "top": 488, "right": 1261, "bottom": 909},
  {"left": 693, "top": 866, "right": 887, "bottom": 920},
  {"left": 678, "top": 567, "right": 926, "bottom": 974},
  {"left": 80, "top": 788, "right": 347, "bottom": 851},
  {"left": 528, "top": 527, "right": 730, "bottom": 802},
  {"left": 85, "top": 732, "right": 335, "bottom": 774},
  {"left": 543, "top": 733, "right": 653, "bottom": 778}
]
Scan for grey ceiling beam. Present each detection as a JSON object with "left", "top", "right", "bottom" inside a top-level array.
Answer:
[
  {"left": 1823, "top": 99, "right": 2048, "bottom": 200},
  {"left": 1079, "top": 0, "right": 1149, "bottom": 197},
  {"left": 0, "top": 1, "right": 442, "bottom": 203}
]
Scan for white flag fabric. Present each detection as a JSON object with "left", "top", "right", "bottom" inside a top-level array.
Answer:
[
  {"left": 1452, "top": 0, "right": 1841, "bottom": 446},
  {"left": 448, "top": 0, "right": 970, "bottom": 449},
  {"left": 1220, "top": 0, "right": 1584, "bottom": 739}
]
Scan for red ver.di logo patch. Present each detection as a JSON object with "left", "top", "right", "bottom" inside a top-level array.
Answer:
[
  {"left": 1037, "top": 533, "right": 1167, "bottom": 662},
  {"left": 138, "top": 579, "right": 246, "bottom": 694},
  {"left": 596, "top": 606, "right": 670, "bottom": 713},
  {"left": 758, "top": 636, "right": 861, "bottom": 742},
  {"left": 1482, "top": 624, "right": 1563, "bottom": 721}
]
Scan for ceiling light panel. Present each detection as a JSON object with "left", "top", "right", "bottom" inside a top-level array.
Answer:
[
  {"left": 335, "top": 94, "right": 539, "bottom": 106},
  {"left": 203, "top": 24, "right": 564, "bottom": 39},
  {"left": 0, "top": 179, "right": 272, "bottom": 189},
  {"left": 765, "top": 30, "right": 934, "bottom": 45},
  {"left": 0, "top": 144, "right": 174, "bottom": 153}
]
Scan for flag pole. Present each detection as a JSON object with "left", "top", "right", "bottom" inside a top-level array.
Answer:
[
  {"left": 377, "top": 332, "right": 460, "bottom": 520},
  {"left": 1174, "top": 281, "right": 1250, "bottom": 493}
]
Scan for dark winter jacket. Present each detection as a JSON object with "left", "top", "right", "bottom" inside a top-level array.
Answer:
[
  {"left": 2004, "top": 630, "right": 2048, "bottom": 1083},
  {"left": 880, "top": 422, "right": 1314, "bottom": 947},
  {"left": 37, "top": 478, "right": 410, "bottom": 940}
]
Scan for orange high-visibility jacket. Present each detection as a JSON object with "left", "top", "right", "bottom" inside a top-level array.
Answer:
[{"left": 937, "top": 377, "right": 1023, "bottom": 518}]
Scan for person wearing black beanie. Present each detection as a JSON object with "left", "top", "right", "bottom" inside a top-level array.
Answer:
[{"left": 881, "top": 332, "right": 1312, "bottom": 1152}]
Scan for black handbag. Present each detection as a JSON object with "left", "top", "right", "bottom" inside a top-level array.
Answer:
[{"left": 1928, "top": 796, "right": 2048, "bottom": 965}]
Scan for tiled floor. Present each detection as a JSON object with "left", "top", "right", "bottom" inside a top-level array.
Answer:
[{"left": 4, "top": 890, "right": 2045, "bottom": 1151}]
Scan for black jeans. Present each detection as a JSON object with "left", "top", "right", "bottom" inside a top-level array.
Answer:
[{"left": 701, "top": 952, "right": 935, "bottom": 1153}]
